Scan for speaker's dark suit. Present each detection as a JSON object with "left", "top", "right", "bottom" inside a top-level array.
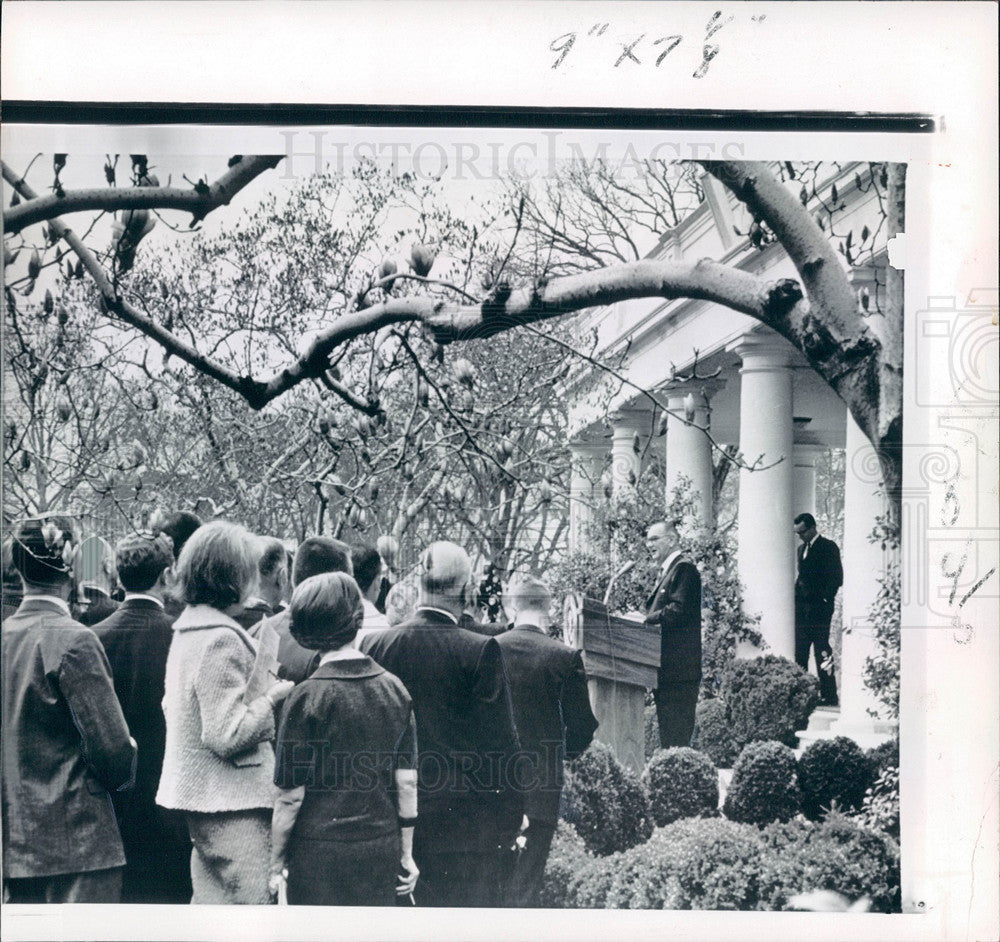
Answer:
[
  {"left": 93, "top": 598, "right": 193, "bottom": 903},
  {"left": 359, "top": 608, "right": 522, "bottom": 908},
  {"left": 2, "top": 598, "right": 136, "bottom": 902},
  {"left": 644, "top": 555, "right": 702, "bottom": 748},
  {"left": 794, "top": 534, "right": 843, "bottom": 704},
  {"left": 495, "top": 625, "right": 597, "bottom": 906}
]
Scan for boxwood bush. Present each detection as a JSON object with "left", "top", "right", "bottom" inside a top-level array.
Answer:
[
  {"left": 693, "top": 697, "right": 740, "bottom": 767},
  {"left": 605, "top": 818, "right": 765, "bottom": 910},
  {"left": 798, "top": 736, "right": 872, "bottom": 820},
  {"left": 539, "top": 820, "right": 592, "bottom": 908},
  {"left": 561, "top": 741, "right": 653, "bottom": 856},
  {"left": 758, "top": 811, "right": 901, "bottom": 912},
  {"left": 867, "top": 736, "right": 900, "bottom": 778},
  {"left": 565, "top": 852, "right": 622, "bottom": 908},
  {"left": 643, "top": 747, "right": 719, "bottom": 826},
  {"left": 722, "top": 740, "right": 801, "bottom": 827},
  {"left": 722, "top": 655, "right": 820, "bottom": 748}
]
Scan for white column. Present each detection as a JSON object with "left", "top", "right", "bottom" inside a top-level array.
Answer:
[
  {"left": 609, "top": 410, "right": 649, "bottom": 496},
  {"left": 664, "top": 380, "right": 722, "bottom": 528},
  {"left": 731, "top": 333, "right": 796, "bottom": 658},
  {"left": 792, "top": 444, "right": 821, "bottom": 519},
  {"left": 828, "top": 412, "right": 894, "bottom": 746},
  {"left": 569, "top": 440, "right": 605, "bottom": 553}
]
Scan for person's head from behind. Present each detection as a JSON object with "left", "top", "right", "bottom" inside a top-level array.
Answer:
[
  {"left": 10, "top": 515, "right": 78, "bottom": 597},
  {"left": 115, "top": 531, "right": 174, "bottom": 597},
  {"left": 350, "top": 542, "right": 383, "bottom": 603},
  {"left": 288, "top": 572, "right": 363, "bottom": 652},
  {"left": 504, "top": 573, "right": 553, "bottom": 626},
  {"left": 417, "top": 541, "right": 473, "bottom": 614},
  {"left": 175, "top": 521, "right": 257, "bottom": 614},
  {"left": 255, "top": 536, "right": 288, "bottom": 609},
  {"left": 291, "top": 536, "right": 352, "bottom": 587},
  {"left": 157, "top": 510, "right": 202, "bottom": 561},
  {"left": 385, "top": 580, "right": 418, "bottom": 627}
]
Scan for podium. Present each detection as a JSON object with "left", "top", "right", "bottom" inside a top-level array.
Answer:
[{"left": 564, "top": 595, "right": 660, "bottom": 774}]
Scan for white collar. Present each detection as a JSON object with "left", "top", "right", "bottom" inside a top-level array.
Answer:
[
  {"left": 660, "top": 550, "right": 683, "bottom": 575},
  {"left": 124, "top": 593, "right": 165, "bottom": 609},
  {"left": 416, "top": 605, "right": 459, "bottom": 624},
  {"left": 319, "top": 645, "right": 366, "bottom": 666},
  {"left": 362, "top": 598, "right": 381, "bottom": 615},
  {"left": 24, "top": 594, "right": 71, "bottom": 616}
]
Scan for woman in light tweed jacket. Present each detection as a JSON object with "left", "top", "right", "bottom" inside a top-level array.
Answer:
[{"left": 156, "top": 522, "right": 294, "bottom": 903}]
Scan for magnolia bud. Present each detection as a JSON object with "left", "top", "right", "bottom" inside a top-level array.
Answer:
[
  {"left": 56, "top": 399, "right": 71, "bottom": 422},
  {"left": 28, "top": 249, "right": 41, "bottom": 280},
  {"left": 43, "top": 289, "right": 54, "bottom": 315},
  {"left": 410, "top": 243, "right": 436, "bottom": 277},
  {"left": 379, "top": 258, "right": 398, "bottom": 282},
  {"left": 452, "top": 358, "right": 476, "bottom": 389},
  {"left": 683, "top": 393, "right": 696, "bottom": 423},
  {"left": 539, "top": 481, "right": 553, "bottom": 503}
]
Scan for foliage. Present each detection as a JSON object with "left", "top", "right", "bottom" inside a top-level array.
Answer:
[
  {"left": 854, "top": 765, "right": 900, "bottom": 841},
  {"left": 565, "top": 853, "right": 622, "bottom": 909},
  {"left": 539, "top": 820, "right": 592, "bottom": 908},
  {"left": 797, "top": 736, "right": 873, "bottom": 821},
  {"left": 758, "top": 811, "right": 900, "bottom": 913},
  {"left": 863, "top": 511, "right": 901, "bottom": 720},
  {"left": 866, "top": 737, "right": 899, "bottom": 779},
  {"left": 605, "top": 818, "right": 765, "bottom": 910},
  {"left": 561, "top": 741, "right": 653, "bottom": 856},
  {"left": 722, "top": 741, "right": 801, "bottom": 827},
  {"left": 643, "top": 747, "right": 719, "bottom": 826},
  {"left": 692, "top": 697, "right": 741, "bottom": 768},
  {"left": 669, "top": 476, "right": 764, "bottom": 695},
  {"left": 721, "top": 655, "right": 820, "bottom": 749}
]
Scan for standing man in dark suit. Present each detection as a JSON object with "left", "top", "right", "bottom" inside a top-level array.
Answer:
[
  {"left": 92, "top": 531, "right": 193, "bottom": 903},
  {"left": 644, "top": 520, "right": 702, "bottom": 749},
  {"left": 360, "top": 541, "right": 522, "bottom": 908},
  {"left": 496, "top": 574, "right": 597, "bottom": 907},
  {"left": 2, "top": 516, "right": 136, "bottom": 903},
  {"left": 793, "top": 512, "right": 843, "bottom": 706}
]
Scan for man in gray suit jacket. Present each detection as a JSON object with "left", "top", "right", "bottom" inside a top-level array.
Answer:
[{"left": 2, "top": 516, "right": 136, "bottom": 903}]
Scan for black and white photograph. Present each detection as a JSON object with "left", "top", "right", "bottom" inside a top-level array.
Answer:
[{"left": 1, "top": 4, "right": 996, "bottom": 942}]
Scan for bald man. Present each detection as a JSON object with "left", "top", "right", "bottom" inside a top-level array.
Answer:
[{"left": 359, "top": 541, "right": 522, "bottom": 908}]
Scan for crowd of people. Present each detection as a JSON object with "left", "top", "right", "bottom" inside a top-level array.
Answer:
[{"left": 1, "top": 510, "right": 597, "bottom": 908}]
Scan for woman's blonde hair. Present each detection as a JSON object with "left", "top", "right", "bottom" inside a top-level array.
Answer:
[{"left": 175, "top": 520, "right": 257, "bottom": 610}]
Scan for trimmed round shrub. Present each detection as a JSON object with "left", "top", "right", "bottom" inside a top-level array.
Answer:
[
  {"left": 643, "top": 747, "right": 719, "bottom": 826},
  {"left": 798, "top": 736, "right": 872, "bottom": 820},
  {"left": 722, "top": 740, "right": 801, "bottom": 827},
  {"left": 606, "top": 818, "right": 765, "bottom": 910},
  {"left": 693, "top": 697, "right": 740, "bottom": 767},
  {"left": 722, "top": 655, "right": 820, "bottom": 749},
  {"left": 562, "top": 741, "right": 653, "bottom": 856},
  {"left": 866, "top": 736, "right": 899, "bottom": 778},
  {"left": 539, "top": 820, "right": 592, "bottom": 908},
  {"left": 566, "top": 852, "right": 621, "bottom": 908},
  {"left": 758, "top": 811, "right": 901, "bottom": 912}
]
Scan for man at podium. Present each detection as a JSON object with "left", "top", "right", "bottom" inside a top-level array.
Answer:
[{"left": 643, "top": 521, "right": 702, "bottom": 749}]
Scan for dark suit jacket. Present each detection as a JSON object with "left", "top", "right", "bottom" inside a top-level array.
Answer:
[
  {"left": 257, "top": 608, "right": 321, "bottom": 683},
  {"left": 93, "top": 598, "right": 189, "bottom": 858},
  {"left": 495, "top": 625, "right": 597, "bottom": 824},
  {"left": 1, "top": 598, "right": 136, "bottom": 877},
  {"left": 644, "top": 556, "right": 702, "bottom": 686},
  {"left": 359, "top": 607, "right": 522, "bottom": 852},
  {"left": 233, "top": 598, "right": 274, "bottom": 633},
  {"left": 795, "top": 535, "right": 843, "bottom": 628}
]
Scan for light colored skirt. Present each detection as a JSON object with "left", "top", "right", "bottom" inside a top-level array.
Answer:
[{"left": 186, "top": 808, "right": 271, "bottom": 904}]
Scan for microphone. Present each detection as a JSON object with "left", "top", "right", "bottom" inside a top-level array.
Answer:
[{"left": 603, "top": 560, "right": 636, "bottom": 606}]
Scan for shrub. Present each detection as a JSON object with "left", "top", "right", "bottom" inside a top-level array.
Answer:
[
  {"left": 643, "top": 747, "right": 719, "bottom": 826},
  {"left": 855, "top": 765, "right": 900, "bottom": 841},
  {"left": 866, "top": 736, "right": 899, "bottom": 778},
  {"left": 539, "top": 821, "right": 592, "bottom": 908},
  {"left": 693, "top": 697, "right": 740, "bottom": 767},
  {"left": 798, "top": 736, "right": 872, "bottom": 820},
  {"left": 643, "top": 702, "right": 660, "bottom": 763},
  {"left": 723, "top": 741, "right": 801, "bottom": 827},
  {"left": 606, "top": 818, "right": 765, "bottom": 910},
  {"left": 758, "top": 811, "right": 901, "bottom": 912},
  {"left": 566, "top": 853, "right": 621, "bottom": 908},
  {"left": 562, "top": 742, "right": 653, "bottom": 856},
  {"left": 722, "top": 655, "right": 820, "bottom": 749}
]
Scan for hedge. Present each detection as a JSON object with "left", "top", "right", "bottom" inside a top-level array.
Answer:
[
  {"left": 798, "top": 736, "right": 872, "bottom": 820},
  {"left": 722, "top": 655, "right": 820, "bottom": 749},
  {"left": 643, "top": 747, "right": 719, "bottom": 826},
  {"left": 722, "top": 740, "right": 801, "bottom": 827}
]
